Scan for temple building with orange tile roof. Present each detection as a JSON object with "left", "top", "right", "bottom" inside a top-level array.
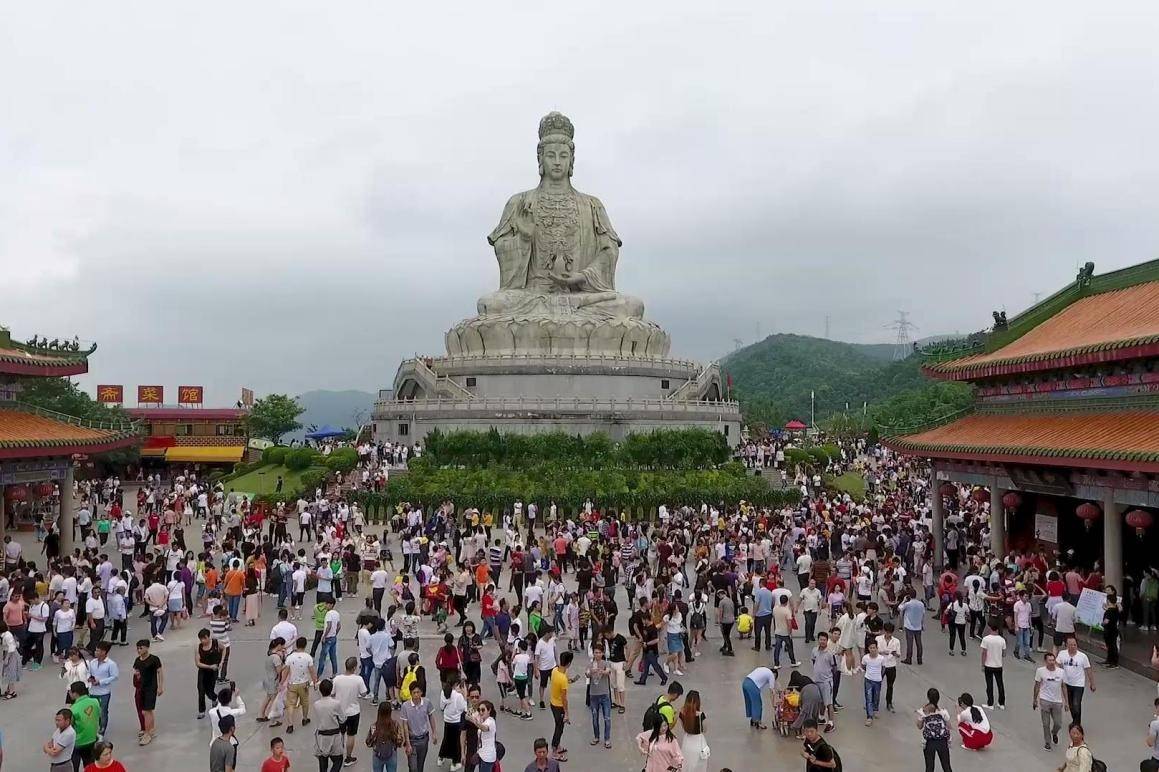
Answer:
[
  {"left": 0, "top": 327, "right": 142, "bottom": 552},
  {"left": 882, "top": 259, "right": 1159, "bottom": 592}
]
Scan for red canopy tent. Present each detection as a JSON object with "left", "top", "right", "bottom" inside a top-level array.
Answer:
[{"left": 784, "top": 419, "right": 808, "bottom": 431}]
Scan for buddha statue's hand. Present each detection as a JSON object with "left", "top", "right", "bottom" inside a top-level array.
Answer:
[{"left": 549, "top": 271, "right": 584, "bottom": 290}]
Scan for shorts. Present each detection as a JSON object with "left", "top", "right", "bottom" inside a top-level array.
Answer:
[
  {"left": 139, "top": 688, "right": 158, "bottom": 711},
  {"left": 380, "top": 659, "right": 398, "bottom": 689},
  {"left": 1053, "top": 631, "right": 1069, "bottom": 648},
  {"left": 167, "top": 598, "right": 184, "bottom": 612},
  {"left": 610, "top": 661, "right": 626, "bottom": 692},
  {"left": 341, "top": 714, "right": 360, "bottom": 735},
  {"left": 539, "top": 669, "right": 552, "bottom": 690},
  {"left": 292, "top": 592, "right": 305, "bottom": 606},
  {"left": 666, "top": 633, "right": 684, "bottom": 653},
  {"left": 514, "top": 677, "right": 529, "bottom": 699},
  {"left": 286, "top": 682, "right": 310, "bottom": 711},
  {"left": 816, "top": 680, "right": 833, "bottom": 706}
]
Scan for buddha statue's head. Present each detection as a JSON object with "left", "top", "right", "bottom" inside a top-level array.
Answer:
[{"left": 537, "top": 111, "right": 575, "bottom": 182}]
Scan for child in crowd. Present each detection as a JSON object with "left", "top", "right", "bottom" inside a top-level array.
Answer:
[{"left": 737, "top": 606, "right": 754, "bottom": 640}]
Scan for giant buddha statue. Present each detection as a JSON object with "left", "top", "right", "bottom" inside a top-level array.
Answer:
[{"left": 446, "top": 112, "right": 670, "bottom": 358}]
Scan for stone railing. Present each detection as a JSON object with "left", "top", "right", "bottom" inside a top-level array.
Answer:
[
  {"left": 374, "top": 395, "right": 740, "bottom": 415},
  {"left": 408, "top": 353, "right": 703, "bottom": 370},
  {"left": 14, "top": 401, "right": 143, "bottom": 434}
]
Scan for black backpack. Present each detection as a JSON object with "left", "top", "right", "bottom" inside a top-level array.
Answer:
[{"left": 641, "top": 697, "right": 665, "bottom": 731}]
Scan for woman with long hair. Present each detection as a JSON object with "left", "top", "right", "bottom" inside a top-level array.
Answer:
[
  {"left": 956, "top": 692, "right": 992, "bottom": 751},
  {"left": 678, "top": 689, "right": 709, "bottom": 772},
  {"left": 437, "top": 679, "right": 468, "bottom": 768},
  {"left": 458, "top": 621, "right": 483, "bottom": 686},
  {"left": 365, "top": 700, "right": 409, "bottom": 772},
  {"left": 635, "top": 717, "right": 684, "bottom": 772},
  {"left": 463, "top": 699, "right": 500, "bottom": 772},
  {"left": 243, "top": 563, "right": 261, "bottom": 627},
  {"left": 435, "top": 632, "right": 463, "bottom": 687},
  {"left": 257, "top": 637, "right": 286, "bottom": 726}
]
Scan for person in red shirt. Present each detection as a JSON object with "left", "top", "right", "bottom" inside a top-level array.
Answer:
[{"left": 260, "top": 737, "right": 291, "bottom": 772}]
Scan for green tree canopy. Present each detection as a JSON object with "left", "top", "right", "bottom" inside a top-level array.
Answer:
[{"left": 247, "top": 393, "right": 305, "bottom": 443}]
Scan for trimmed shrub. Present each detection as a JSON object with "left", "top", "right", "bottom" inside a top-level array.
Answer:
[
  {"left": 284, "top": 447, "right": 319, "bottom": 471},
  {"left": 263, "top": 446, "right": 288, "bottom": 465}
]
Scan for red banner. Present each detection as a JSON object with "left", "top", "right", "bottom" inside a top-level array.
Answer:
[
  {"left": 137, "top": 385, "right": 164, "bottom": 404},
  {"left": 177, "top": 385, "right": 204, "bottom": 404},
  {"left": 96, "top": 385, "right": 123, "bottom": 403}
]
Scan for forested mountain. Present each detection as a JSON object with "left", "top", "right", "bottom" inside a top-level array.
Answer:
[{"left": 722, "top": 334, "right": 969, "bottom": 432}]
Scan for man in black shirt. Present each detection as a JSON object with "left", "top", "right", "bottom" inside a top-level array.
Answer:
[
  {"left": 801, "top": 719, "right": 841, "bottom": 771},
  {"left": 601, "top": 626, "right": 629, "bottom": 712}
]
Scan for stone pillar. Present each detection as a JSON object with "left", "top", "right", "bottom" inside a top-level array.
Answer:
[
  {"left": 930, "top": 465, "right": 944, "bottom": 569},
  {"left": 991, "top": 477, "right": 1007, "bottom": 558},
  {"left": 1103, "top": 489, "right": 1123, "bottom": 591},
  {"left": 59, "top": 466, "right": 75, "bottom": 556}
]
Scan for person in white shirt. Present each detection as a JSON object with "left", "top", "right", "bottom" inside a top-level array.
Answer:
[
  {"left": 270, "top": 608, "right": 298, "bottom": 645},
  {"left": 206, "top": 682, "right": 246, "bottom": 745},
  {"left": 1056, "top": 636, "right": 1094, "bottom": 725},
  {"left": 956, "top": 693, "right": 993, "bottom": 750},
  {"left": 1033, "top": 652, "right": 1066, "bottom": 750},
  {"left": 979, "top": 622, "right": 1006, "bottom": 709},
  {"left": 861, "top": 640, "right": 885, "bottom": 725},
  {"left": 534, "top": 629, "right": 558, "bottom": 709},
  {"left": 875, "top": 623, "right": 902, "bottom": 712},
  {"left": 332, "top": 656, "right": 370, "bottom": 765},
  {"left": 370, "top": 567, "right": 390, "bottom": 613}
]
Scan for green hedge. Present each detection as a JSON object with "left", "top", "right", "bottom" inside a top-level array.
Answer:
[
  {"left": 285, "top": 447, "right": 320, "bottom": 471},
  {"left": 263, "top": 446, "right": 289, "bottom": 465},
  {"left": 344, "top": 462, "right": 798, "bottom": 523},
  {"left": 422, "top": 428, "right": 730, "bottom": 470},
  {"left": 324, "top": 447, "right": 358, "bottom": 473}
]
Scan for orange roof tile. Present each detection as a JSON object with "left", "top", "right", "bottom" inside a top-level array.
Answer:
[
  {"left": 883, "top": 410, "right": 1159, "bottom": 473},
  {"left": 928, "top": 281, "right": 1159, "bottom": 378},
  {"left": 0, "top": 408, "right": 139, "bottom": 458}
]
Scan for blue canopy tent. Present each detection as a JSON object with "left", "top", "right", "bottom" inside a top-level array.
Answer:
[{"left": 304, "top": 424, "right": 346, "bottom": 440}]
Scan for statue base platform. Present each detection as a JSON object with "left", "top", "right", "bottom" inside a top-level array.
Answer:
[
  {"left": 373, "top": 352, "right": 740, "bottom": 446},
  {"left": 446, "top": 314, "right": 671, "bottom": 359}
]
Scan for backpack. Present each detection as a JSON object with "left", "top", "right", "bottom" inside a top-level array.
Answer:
[
  {"left": 400, "top": 667, "right": 419, "bottom": 701},
  {"left": 920, "top": 711, "right": 949, "bottom": 741},
  {"left": 641, "top": 697, "right": 666, "bottom": 732}
]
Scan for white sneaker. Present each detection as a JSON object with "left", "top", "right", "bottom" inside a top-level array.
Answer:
[
  {"left": 450, "top": 765, "right": 463, "bottom": 772},
  {"left": 153, "top": 635, "right": 165, "bottom": 642},
  {"left": 674, "top": 669, "right": 685, "bottom": 676}
]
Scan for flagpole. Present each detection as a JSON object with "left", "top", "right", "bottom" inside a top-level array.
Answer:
[{"left": 810, "top": 389, "right": 815, "bottom": 429}]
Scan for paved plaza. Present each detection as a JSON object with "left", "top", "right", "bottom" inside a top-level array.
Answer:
[{"left": 2, "top": 527, "right": 1156, "bottom": 772}]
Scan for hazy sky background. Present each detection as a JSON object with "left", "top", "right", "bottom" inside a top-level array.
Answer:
[{"left": 4, "top": 3, "right": 1159, "bottom": 405}]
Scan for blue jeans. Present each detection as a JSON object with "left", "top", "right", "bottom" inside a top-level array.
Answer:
[
  {"left": 94, "top": 692, "right": 111, "bottom": 734},
  {"left": 226, "top": 594, "right": 241, "bottom": 621},
  {"left": 742, "top": 676, "right": 763, "bottom": 722},
  {"left": 864, "top": 678, "right": 882, "bottom": 719},
  {"left": 361, "top": 656, "right": 375, "bottom": 687},
  {"left": 478, "top": 761, "right": 495, "bottom": 772},
  {"left": 316, "top": 637, "right": 338, "bottom": 677},
  {"left": 372, "top": 752, "right": 398, "bottom": 772},
  {"left": 773, "top": 634, "right": 796, "bottom": 667},
  {"left": 57, "top": 629, "right": 75, "bottom": 653},
  {"left": 635, "top": 650, "right": 665, "bottom": 684},
  {"left": 149, "top": 614, "right": 167, "bottom": 637},
  {"left": 589, "top": 692, "right": 611, "bottom": 741},
  {"left": 1016, "top": 627, "right": 1032, "bottom": 658}
]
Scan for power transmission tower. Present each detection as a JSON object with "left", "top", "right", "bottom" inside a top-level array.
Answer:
[
  {"left": 824, "top": 315, "right": 831, "bottom": 339},
  {"left": 733, "top": 337, "right": 744, "bottom": 352},
  {"left": 884, "top": 311, "right": 918, "bottom": 361}
]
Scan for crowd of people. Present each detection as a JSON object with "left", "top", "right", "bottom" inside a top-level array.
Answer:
[{"left": 0, "top": 437, "right": 1154, "bottom": 772}]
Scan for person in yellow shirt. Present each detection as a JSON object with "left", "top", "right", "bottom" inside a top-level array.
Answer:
[
  {"left": 549, "top": 650, "right": 576, "bottom": 762},
  {"left": 737, "top": 607, "right": 754, "bottom": 640}
]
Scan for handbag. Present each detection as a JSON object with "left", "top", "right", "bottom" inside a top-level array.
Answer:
[{"left": 697, "top": 715, "right": 711, "bottom": 759}]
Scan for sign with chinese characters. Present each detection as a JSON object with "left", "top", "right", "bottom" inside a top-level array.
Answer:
[
  {"left": 0, "top": 459, "right": 69, "bottom": 485},
  {"left": 1075, "top": 587, "right": 1106, "bottom": 630},
  {"left": 177, "top": 385, "right": 204, "bottom": 404},
  {"left": 137, "top": 385, "right": 164, "bottom": 404},
  {"left": 1034, "top": 513, "right": 1058, "bottom": 543},
  {"left": 0, "top": 381, "right": 22, "bottom": 402},
  {"left": 96, "top": 385, "right": 124, "bottom": 403},
  {"left": 241, "top": 387, "right": 254, "bottom": 407}
]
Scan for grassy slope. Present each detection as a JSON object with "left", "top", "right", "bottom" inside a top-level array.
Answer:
[{"left": 223, "top": 464, "right": 305, "bottom": 495}]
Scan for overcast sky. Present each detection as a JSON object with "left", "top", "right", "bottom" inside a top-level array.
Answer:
[{"left": 4, "top": 3, "right": 1159, "bottom": 405}]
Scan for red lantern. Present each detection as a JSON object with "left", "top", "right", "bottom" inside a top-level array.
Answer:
[
  {"left": 971, "top": 488, "right": 990, "bottom": 503},
  {"left": 1075, "top": 502, "right": 1101, "bottom": 521},
  {"left": 1001, "top": 491, "right": 1022, "bottom": 510},
  {"left": 3, "top": 485, "right": 27, "bottom": 502},
  {"left": 34, "top": 482, "right": 54, "bottom": 498},
  {"left": 938, "top": 483, "right": 957, "bottom": 498},
  {"left": 1126, "top": 509, "right": 1154, "bottom": 530}
]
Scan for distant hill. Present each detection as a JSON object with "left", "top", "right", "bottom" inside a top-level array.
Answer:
[
  {"left": 291, "top": 389, "right": 376, "bottom": 439},
  {"left": 722, "top": 334, "right": 938, "bottom": 428}
]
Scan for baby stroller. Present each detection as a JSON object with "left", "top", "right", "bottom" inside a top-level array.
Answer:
[{"left": 774, "top": 688, "right": 801, "bottom": 736}]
